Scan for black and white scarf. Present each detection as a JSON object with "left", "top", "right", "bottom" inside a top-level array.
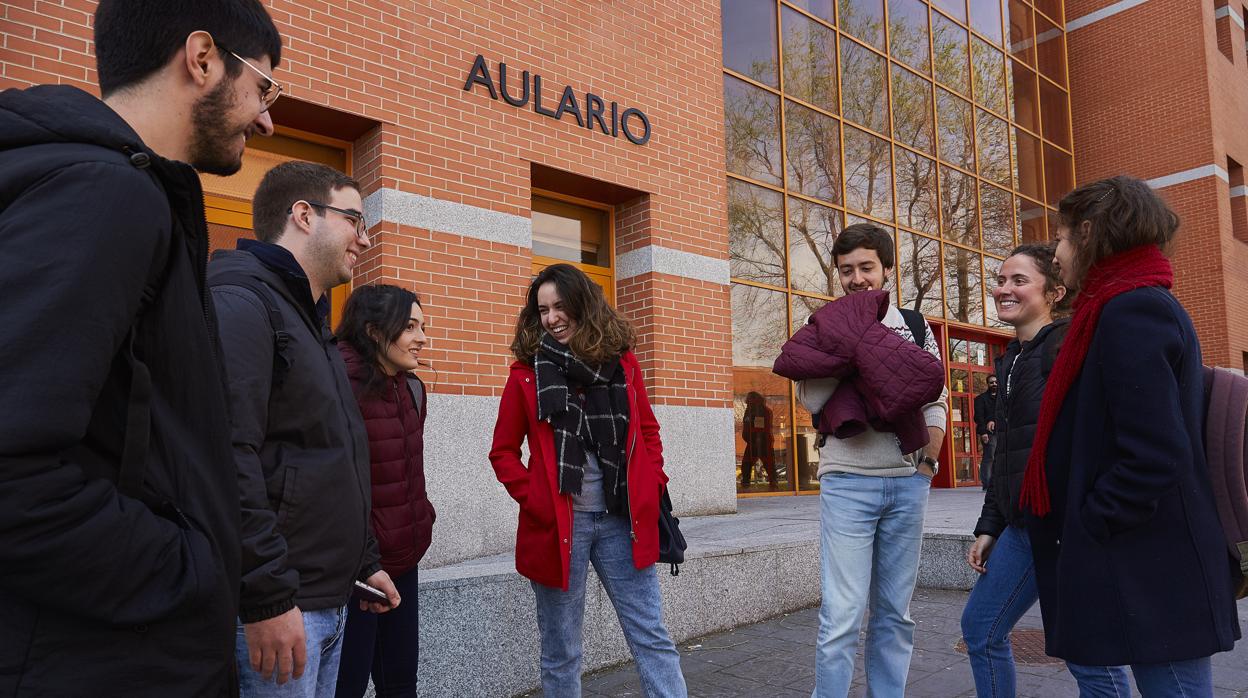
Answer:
[{"left": 534, "top": 334, "right": 630, "bottom": 513}]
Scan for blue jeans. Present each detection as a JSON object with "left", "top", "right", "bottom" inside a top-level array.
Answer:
[
  {"left": 814, "top": 471, "right": 930, "bottom": 698},
  {"left": 1131, "top": 657, "right": 1213, "bottom": 696},
  {"left": 237, "top": 606, "right": 349, "bottom": 698},
  {"left": 531, "top": 510, "right": 687, "bottom": 698},
  {"left": 960, "top": 525, "right": 1129, "bottom": 697},
  {"left": 335, "top": 569, "right": 420, "bottom": 698}
]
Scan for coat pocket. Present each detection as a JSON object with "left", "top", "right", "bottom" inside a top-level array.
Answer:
[{"left": 275, "top": 466, "right": 299, "bottom": 530}]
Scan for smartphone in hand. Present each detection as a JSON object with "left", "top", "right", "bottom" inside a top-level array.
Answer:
[{"left": 352, "top": 580, "right": 390, "bottom": 606}]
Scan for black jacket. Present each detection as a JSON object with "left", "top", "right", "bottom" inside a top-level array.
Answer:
[
  {"left": 973, "top": 319, "right": 1066, "bottom": 538},
  {"left": 973, "top": 390, "right": 996, "bottom": 436},
  {"left": 209, "top": 245, "right": 378, "bottom": 622},
  {"left": 1026, "top": 289, "right": 1240, "bottom": 664},
  {"left": 0, "top": 86, "right": 239, "bottom": 696}
]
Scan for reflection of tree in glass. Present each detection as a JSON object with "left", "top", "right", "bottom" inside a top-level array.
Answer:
[
  {"left": 791, "top": 294, "right": 824, "bottom": 334},
  {"left": 976, "top": 110, "right": 1012, "bottom": 187},
  {"left": 725, "top": 76, "right": 783, "bottom": 185},
  {"left": 782, "top": 7, "right": 837, "bottom": 112},
  {"left": 841, "top": 38, "right": 889, "bottom": 135},
  {"left": 980, "top": 183, "right": 1014, "bottom": 257},
  {"left": 728, "top": 180, "right": 785, "bottom": 285},
  {"left": 971, "top": 37, "right": 1008, "bottom": 115},
  {"left": 896, "top": 149, "right": 939, "bottom": 235},
  {"left": 888, "top": 0, "right": 930, "bottom": 73},
  {"left": 900, "top": 232, "right": 942, "bottom": 316},
  {"left": 940, "top": 166, "right": 978, "bottom": 247},
  {"left": 937, "top": 90, "right": 975, "bottom": 171},
  {"left": 844, "top": 127, "right": 893, "bottom": 220},
  {"left": 891, "top": 66, "right": 933, "bottom": 154},
  {"left": 732, "top": 283, "right": 788, "bottom": 365},
  {"left": 946, "top": 244, "right": 979, "bottom": 322},
  {"left": 786, "top": 102, "right": 841, "bottom": 204},
  {"left": 788, "top": 197, "right": 840, "bottom": 296},
  {"left": 839, "top": 0, "right": 885, "bottom": 49},
  {"left": 932, "top": 12, "right": 969, "bottom": 96}
]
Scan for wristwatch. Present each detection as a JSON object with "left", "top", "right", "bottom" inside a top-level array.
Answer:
[{"left": 918, "top": 455, "right": 939, "bottom": 475}]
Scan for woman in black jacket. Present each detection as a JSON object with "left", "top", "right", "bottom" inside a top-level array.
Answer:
[
  {"left": 1023, "top": 176, "right": 1239, "bottom": 694},
  {"left": 961, "top": 243, "right": 1127, "bottom": 696}
]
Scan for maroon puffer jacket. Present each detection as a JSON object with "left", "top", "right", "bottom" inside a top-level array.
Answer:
[
  {"left": 340, "top": 344, "right": 436, "bottom": 578},
  {"left": 772, "top": 290, "right": 945, "bottom": 452}
]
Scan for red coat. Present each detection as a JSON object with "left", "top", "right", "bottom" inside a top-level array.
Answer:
[
  {"left": 340, "top": 344, "right": 436, "bottom": 578},
  {"left": 489, "top": 349, "right": 669, "bottom": 590}
]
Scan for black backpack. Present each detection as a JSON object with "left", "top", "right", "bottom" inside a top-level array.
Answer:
[
  {"left": 205, "top": 274, "right": 295, "bottom": 389},
  {"left": 657, "top": 489, "right": 686, "bottom": 576}
]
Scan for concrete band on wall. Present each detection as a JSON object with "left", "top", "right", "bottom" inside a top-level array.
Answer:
[{"left": 360, "top": 190, "right": 738, "bottom": 568}]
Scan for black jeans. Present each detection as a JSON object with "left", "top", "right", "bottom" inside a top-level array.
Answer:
[{"left": 334, "top": 568, "right": 420, "bottom": 698}]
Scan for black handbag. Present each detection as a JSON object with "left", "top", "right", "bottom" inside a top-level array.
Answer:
[{"left": 657, "top": 488, "right": 687, "bottom": 576}]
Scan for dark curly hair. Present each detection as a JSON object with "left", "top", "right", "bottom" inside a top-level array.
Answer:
[
  {"left": 1057, "top": 175, "right": 1179, "bottom": 288},
  {"left": 510, "top": 264, "right": 635, "bottom": 365},
  {"left": 1007, "top": 241, "right": 1072, "bottom": 318},
  {"left": 336, "top": 284, "right": 422, "bottom": 398}
]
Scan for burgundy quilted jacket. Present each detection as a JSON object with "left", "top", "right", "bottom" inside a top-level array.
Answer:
[
  {"left": 340, "top": 344, "right": 436, "bottom": 578},
  {"left": 772, "top": 290, "right": 945, "bottom": 453}
]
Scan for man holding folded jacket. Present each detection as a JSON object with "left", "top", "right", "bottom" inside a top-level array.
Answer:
[{"left": 773, "top": 223, "right": 948, "bottom": 698}]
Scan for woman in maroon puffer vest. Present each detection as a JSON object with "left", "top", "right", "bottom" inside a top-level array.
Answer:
[{"left": 334, "top": 284, "right": 435, "bottom": 698}]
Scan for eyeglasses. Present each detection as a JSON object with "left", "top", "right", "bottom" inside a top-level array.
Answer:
[
  {"left": 292, "top": 201, "right": 369, "bottom": 238},
  {"left": 223, "top": 48, "right": 283, "bottom": 112}
]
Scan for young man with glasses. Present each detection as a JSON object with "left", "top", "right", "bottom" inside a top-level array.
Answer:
[
  {"left": 209, "top": 161, "right": 397, "bottom": 697},
  {"left": 0, "top": 1, "right": 282, "bottom": 694}
]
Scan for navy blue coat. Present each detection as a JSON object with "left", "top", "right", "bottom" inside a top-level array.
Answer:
[{"left": 1027, "top": 287, "right": 1240, "bottom": 665}]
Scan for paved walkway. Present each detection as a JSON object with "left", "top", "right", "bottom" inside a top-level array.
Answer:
[{"left": 571, "top": 590, "right": 1248, "bottom": 697}]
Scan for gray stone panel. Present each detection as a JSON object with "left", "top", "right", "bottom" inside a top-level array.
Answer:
[
  {"left": 363, "top": 188, "right": 532, "bottom": 248},
  {"left": 615, "top": 245, "right": 730, "bottom": 285}
]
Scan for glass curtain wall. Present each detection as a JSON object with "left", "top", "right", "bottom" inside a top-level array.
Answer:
[{"left": 724, "top": 0, "right": 1071, "bottom": 495}]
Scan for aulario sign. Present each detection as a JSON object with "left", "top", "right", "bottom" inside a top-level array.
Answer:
[{"left": 462, "top": 54, "right": 652, "bottom": 146}]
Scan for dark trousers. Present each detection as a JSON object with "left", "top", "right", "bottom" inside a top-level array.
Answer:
[{"left": 334, "top": 568, "right": 420, "bottom": 698}]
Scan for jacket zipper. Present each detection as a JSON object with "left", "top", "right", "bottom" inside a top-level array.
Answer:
[{"left": 626, "top": 385, "right": 638, "bottom": 542}]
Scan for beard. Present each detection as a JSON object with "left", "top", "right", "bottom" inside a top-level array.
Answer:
[{"left": 189, "top": 78, "right": 246, "bottom": 176}]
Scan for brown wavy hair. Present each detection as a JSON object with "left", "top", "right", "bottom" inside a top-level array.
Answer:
[
  {"left": 510, "top": 263, "right": 635, "bottom": 365},
  {"left": 1007, "top": 242, "right": 1072, "bottom": 318},
  {"left": 1057, "top": 175, "right": 1179, "bottom": 289}
]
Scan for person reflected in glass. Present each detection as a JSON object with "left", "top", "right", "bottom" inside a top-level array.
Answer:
[
  {"left": 973, "top": 375, "right": 998, "bottom": 491},
  {"left": 489, "top": 264, "right": 687, "bottom": 697},
  {"left": 960, "top": 243, "right": 1128, "bottom": 696},
  {"left": 1022, "top": 176, "right": 1240, "bottom": 695},
  {"left": 741, "top": 391, "right": 778, "bottom": 489}
]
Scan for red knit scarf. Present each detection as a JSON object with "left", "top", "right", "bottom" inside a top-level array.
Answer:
[{"left": 1019, "top": 244, "right": 1174, "bottom": 516}]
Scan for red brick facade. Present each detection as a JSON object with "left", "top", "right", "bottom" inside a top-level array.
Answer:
[{"left": 1066, "top": 0, "right": 1248, "bottom": 369}]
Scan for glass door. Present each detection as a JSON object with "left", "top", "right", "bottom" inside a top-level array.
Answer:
[{"left": 946, "top": 333, "right": 1007, "bottom": 486}]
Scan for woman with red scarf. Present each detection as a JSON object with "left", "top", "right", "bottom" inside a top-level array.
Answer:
[{"left": 1021, "top": 176, "right": 1240, "bottom": 694}]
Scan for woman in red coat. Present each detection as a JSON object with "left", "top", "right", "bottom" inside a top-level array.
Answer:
[
  {"left": 490, "top": 263, "right": 687, "bottom": 697},
  {"left": 334, "top": 284, "right": 435, "bottom": 698}
]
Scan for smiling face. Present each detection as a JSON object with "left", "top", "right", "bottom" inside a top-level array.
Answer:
[
  {"left": 305, "top": 185, "right": 369, "bottom": 290},
  {"left": 836, "top": 247, "right": 889, "bottom": 295},
  {"left": 536, "top": 281, "right": 577, "bottom": 345},
  {"left": 376, "top": 302, "right": 427, "bottom": 375},
  {"left": 188, "top": 52, "right": 276, "bottom": 175},
  {"left": 992, "top": 253, "right": 1061, "bottom": 332}
]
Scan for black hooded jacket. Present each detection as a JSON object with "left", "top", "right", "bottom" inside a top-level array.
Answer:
[
  {"left": 208, "top": 244, "right": 378, "bottom": 622},
  {"left": 974, "top": 319, "right": 1068, "bottom": 538},
  {"left": 0, "top": 85, "right": 239, "bottom": 695}
]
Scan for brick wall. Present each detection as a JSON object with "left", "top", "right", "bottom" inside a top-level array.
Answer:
[
  {"left": 2, "top": 0, "right": 732, "bottom": 403},
  {"left": 1066, "top": 0, "right": 1248, "bottom": 369}
]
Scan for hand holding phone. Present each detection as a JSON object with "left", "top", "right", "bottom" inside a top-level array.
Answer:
[{"left": 352, "top": 580, "right": 390, "bottom": 606}]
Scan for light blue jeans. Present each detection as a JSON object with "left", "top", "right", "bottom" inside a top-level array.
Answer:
[
  {"left": 236, "top": 606, "right": 348, "bottom": 698},
  {"left": 960, "top": 525, "right": 1129, "bottom": 696},
  {"left": 531, "top": 510, "right": 687, "bottom": 698},
  {"left": 1132, "top": 657, "right": 1214, "bottom": 696},
  {"left": 814, "top": 471, "right": 930, "bottom": 698}
]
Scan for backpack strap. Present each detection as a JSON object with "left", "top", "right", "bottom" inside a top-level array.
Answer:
[
  {"left": 898, "top": 307, "right": 927, "bottom": 348},
  {"left": 212, "top": 276, "right": 293, "bottom": 389}
]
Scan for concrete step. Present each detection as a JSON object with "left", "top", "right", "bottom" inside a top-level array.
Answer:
[{"left": 415, "top": 489, "right": 986, "bottom": 697}]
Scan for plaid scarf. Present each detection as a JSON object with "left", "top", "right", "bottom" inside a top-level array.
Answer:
[{"left": 534, "top": 334, "right": 630, "bottom": 513}]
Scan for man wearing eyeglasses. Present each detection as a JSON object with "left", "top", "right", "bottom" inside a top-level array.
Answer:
[
  {"left": 209, "top": 161, "right": 395, "bottom": 698},
  {"left": 0, "top": 1, "right": 282, "bottom": 696}
]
